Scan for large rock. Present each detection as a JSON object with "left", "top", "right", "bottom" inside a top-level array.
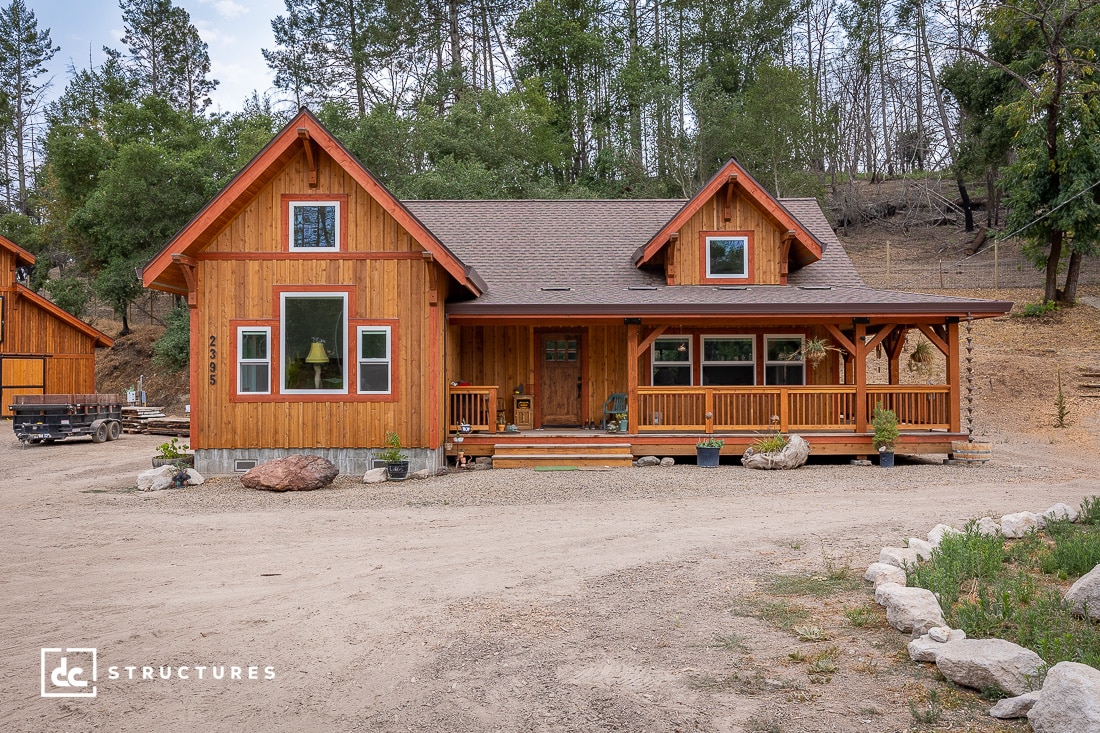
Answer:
[
  {"left": 362, "top": 467, "right": 388, "bottom": 484},
  {"left": 1027, "top": 662, "right": 1100, "bottom": 733},
  {"left": 990, "top": 691, "right": 1041, "bottom": 719},
  {"left": 740, "top": 434, "right": 811, "bottom": 470},
  {"left": 241, "top": 455, "right": 338, "bottom": 491},
  {"left": 659, "top": 457, "right": 675, "bottom": 467},
  {"left": 1042, "top": 502, "right": 1078, "bottom": 523},
  {"left": 974, "top": 517, "right": 1001, "bottom": 536},
  {"left": 1000, "top": 511, "right": 1041, "bottom": 538},
  {"left": 928, "top": 523, "right": 960, "bottom": 548},
  {"left": 874, "top": 583, "right": 946, "bottom": 634},
  {"left": 634, "top": 455, "right": 660, "bottom": 467},
  {"left": 879, "top": 546, "right": 921, "bottom": 569},
  {"left": 907, "top": 538, "right": 934, "bottom": 561},
  {"left": 907, "top": 628, "right": 966, "bottom": 662},
  {"left": 935, "top": 639, "right": 1043, "bottom": 696},
  {"left": 1063, "top": 563, "right": 1100, "bottom": 620},
  {"left": 138, "top": 465, "right": 203, "bottom": 491},
  {"left": 864, "top": 562, "right": 906, "bottom": 587}
]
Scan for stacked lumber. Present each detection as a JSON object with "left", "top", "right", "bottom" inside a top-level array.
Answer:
[
  {"left": 143, "top": 417, "right": 191, "bottom": 437},
  {"left": 121, "top": 406, "right": 173, "bottom": 434}
]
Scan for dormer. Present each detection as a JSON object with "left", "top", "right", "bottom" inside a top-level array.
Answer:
[{"left": 633, "top": 159, "right": 823, "bottom": 285}]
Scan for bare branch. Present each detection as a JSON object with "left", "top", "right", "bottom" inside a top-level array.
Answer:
[{"left": 951, "top": 45, "right": 1040, "bottom": 97}]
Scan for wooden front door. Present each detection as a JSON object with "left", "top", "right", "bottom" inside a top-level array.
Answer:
[{"left": 539, "top": 333, "right": 582, "bottom": 426}]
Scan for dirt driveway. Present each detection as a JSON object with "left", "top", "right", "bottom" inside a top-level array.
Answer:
[{"left": 0, "top": 429, "right": 1095, "bottom": 732}]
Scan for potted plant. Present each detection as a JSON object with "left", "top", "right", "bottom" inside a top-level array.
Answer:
[
  {"left": 378, "top": 431, "right": 410, "bottom": 480},
  {"left": 614, "top": 412, "right": 628, "bottom": 433},
  {"left": 153, "top": 437, "right": 193, "bottom": 468},
  {"left": 872, "top": 403, "right": 899, "bottom": 468},
  {"left": 696, "top": 437, "right": 724, "bottom": 468}
]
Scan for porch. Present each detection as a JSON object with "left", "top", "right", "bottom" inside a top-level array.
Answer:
[{"left": 447, "top": 384, "right": 961, "bottom": 460}]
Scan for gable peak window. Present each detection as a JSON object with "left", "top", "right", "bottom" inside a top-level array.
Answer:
[
  {"left": 288, "top": 200, "right": 341, "bottom": 251},
  {"left": 700, "top": 231, "right": 754, "bottom": 283}
]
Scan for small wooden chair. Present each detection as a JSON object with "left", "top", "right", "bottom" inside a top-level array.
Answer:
[{"left": 601, "top": 392, "right": 628, "bottom": 429}]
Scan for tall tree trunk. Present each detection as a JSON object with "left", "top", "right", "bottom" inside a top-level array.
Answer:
[
  {"left": 1061, "top": 249, "right": 1082, "bottom": 303},
  {"left": 1045, "top": 229, "right": 1063, "bottom": 303}
]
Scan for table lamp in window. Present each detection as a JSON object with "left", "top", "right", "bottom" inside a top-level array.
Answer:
[{"left": 306, "top": 338, "right": 329, "bottom": 389}]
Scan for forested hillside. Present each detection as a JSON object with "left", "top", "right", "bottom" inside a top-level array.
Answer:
[{"left": 0, "top": 0, "right": 1097, "bottom": 341}]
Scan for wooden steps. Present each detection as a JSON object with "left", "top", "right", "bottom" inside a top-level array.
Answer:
[
  {"left": 491, "top": 443, "right": 634, "bottom": 469},
  {"left": 1079, "top": 370, "right": 1100, "bottom": 398}
]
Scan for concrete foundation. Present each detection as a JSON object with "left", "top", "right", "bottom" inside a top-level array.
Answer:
[{"left": 196, "top": 447, "right": 445, "bottom": 476}]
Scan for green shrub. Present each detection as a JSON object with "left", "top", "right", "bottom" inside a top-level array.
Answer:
[
  {"left": 908, "top": 523, "right": 1005, "bottom": 606},
  {"left": 45, "top": 276, "right": 93, "bottom": 318},
  {"left": 753, "top": 432, "right": 789, "bottom": 454},
  {"left": 1080, "top": 496, "right": 1100, "bottom": 525},
  {"left": 152, "top": 306, "right": 191, "bottom": 372},
  {"left": 1039, "top": 525, "right": 1100, "bottom": 577},
  {"left": 1018, "top": 300, "right": 1059, "bottom": 318}
]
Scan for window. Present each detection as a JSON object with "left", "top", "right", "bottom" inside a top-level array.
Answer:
[
  {"left": 705, "top": 235, "right": 749, "bottom": 279},
  {"left": 238, "top": 327, "right": 271, "bottom": 394},
  {"left": 652, "top": 336, "right": 692, "bottom": 386},
  {"left": 544, "top": 338, "right": 578, "bottom": 362},
  {"left": 357, "top": 327, "right": 391, "bottom": 394},
  {"left": 289, "top": 201, "right": 339, "bottom": 250},
  {"left": 702, "top": 336, "right": 755, "bottom": 385},
  {"left": 765, "top": 336, "right": 805, "bottom": 385},
  {"left": 281, "top": 293, "right": 347, "bottom": 393}
]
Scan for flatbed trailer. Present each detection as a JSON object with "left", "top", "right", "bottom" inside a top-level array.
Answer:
[{"left": 10, "top": 394, "right": 123, "bottom": 445}]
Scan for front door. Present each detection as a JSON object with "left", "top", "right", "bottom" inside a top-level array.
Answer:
[{"left": 540, "top": 333, "right": 582, "bottom": 426}]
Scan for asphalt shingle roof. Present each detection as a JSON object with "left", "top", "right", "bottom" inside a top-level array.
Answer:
[{"left": 404, "top": 198, "right": 1009, "bottom": 317}]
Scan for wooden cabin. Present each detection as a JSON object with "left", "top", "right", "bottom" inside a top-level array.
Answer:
[
  {"left": 0, "top": 235, "right": 113, "bottom": 416},
  {"left": 142, "top": 109, "right": 1011, "bottom": 474}
]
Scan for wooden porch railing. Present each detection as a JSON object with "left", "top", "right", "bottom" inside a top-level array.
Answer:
[
  {"left": 448, "top": 385, "right": 499, "bottom": 433},
  {"left": 637, "top": 385, "right": 950, "bottom": 433}
]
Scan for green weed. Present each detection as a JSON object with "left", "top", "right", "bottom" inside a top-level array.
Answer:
[
  {"left": 909, "top": 688, "right": 943, "bottom": 726},
  {"left": 843, "top": 604, "right": 880, "bottom": 628},
  {"left": 1079, "top": 496, "right": 1100, "bottom": 525}
]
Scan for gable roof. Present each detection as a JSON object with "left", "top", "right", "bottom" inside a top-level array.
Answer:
[
  {"left": 0, "top": 235, "right": 113, "bottom": 347},
  {"left": 142, "top": 108, "right": 484, "bottom": 296},
  {"left": 633, "top": 159, "right": 825, "bottom": 268},
  {"left": 407, "top": 198, "right": 1010, "bottom": 319}
]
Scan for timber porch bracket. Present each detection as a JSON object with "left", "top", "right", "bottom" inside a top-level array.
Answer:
[{"left": 171, "top": 253, "right": 199, "bottom": 307}]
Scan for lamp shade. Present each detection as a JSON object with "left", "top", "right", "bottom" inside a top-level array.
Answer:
[{"left": 305, "top": 340, "right": 329, "bottom": 364}]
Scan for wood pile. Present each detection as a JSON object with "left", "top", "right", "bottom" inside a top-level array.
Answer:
[{"left": 121, "top": 407, "right": 191, "bottom": 436}]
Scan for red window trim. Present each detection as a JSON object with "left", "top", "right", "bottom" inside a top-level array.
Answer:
[{"left": 281, "top": 193, "right": 349, "bottom": 252}]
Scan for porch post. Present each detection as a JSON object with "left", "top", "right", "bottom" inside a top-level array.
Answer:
[
  {"left": 854, "top": 322, "right": 868, "bottom": 432},
  {"left": 885, "top": 327, "right": 907, "bottom": 385},
  {"left": 627, "top": 324, "right": 639, "bottom": 434},
  {"left": 946, "top": 320, "right": 961, "bottom": 433}
]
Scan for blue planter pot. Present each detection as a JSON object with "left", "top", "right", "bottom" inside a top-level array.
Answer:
[
  {"left": 696, "top": 446, "right": 721, "bottom": 468},
  {"left": 879, "top": 451, "right": 895, "bottom": 468}
]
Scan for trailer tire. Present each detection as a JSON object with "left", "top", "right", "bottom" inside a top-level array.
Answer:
[
  {"left": 92, "top": 422, "right": 108, "bottom": 444},
  {"left": 107, "top": 421, "right": 122, "bottom": 441}
]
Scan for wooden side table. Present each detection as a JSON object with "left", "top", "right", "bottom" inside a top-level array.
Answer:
[{"left": 513, "top": 394, "right": 534, "bottom": 430}]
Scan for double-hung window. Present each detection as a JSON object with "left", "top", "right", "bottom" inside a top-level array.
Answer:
[
  {"left": 652, "top": 336, "right": 692, "bottom": 386},
  {"left": 701, "top": 336, "right": 755, "bottom": 385},
  {"left": 765, "top": 336, "right": 805, "bottom": 385},
  {"left": 238, "top": 327, "right": 271, "bottom": 394},
  {"left": 357, "top": 327, "right": 391, "bottom": 394},
  {"left": 281, "top": 293, "right": 347, "bottom": 394}
]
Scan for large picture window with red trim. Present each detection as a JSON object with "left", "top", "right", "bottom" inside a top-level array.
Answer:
[{"left": 281, "top": 293, "right": 347, "bottom": 394}]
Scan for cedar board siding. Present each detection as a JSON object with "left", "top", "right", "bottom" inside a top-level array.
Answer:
[
  {"left": 666, "top": 188, "right": 784, "bottom": 285},
  {"left": 447, "top": 324, "right": 836, "bottom": 427},
  {"left": 1, "top": 248, "right": 19, "bottom": 287},
  {"left": 191, "top": 149, "right": 442, "bottom": 451},
  {"left": 1, "top": 290, "right": 98, "bottom": 416}
]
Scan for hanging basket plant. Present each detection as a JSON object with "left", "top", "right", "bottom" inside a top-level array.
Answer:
[
  {"left": 907, "top": 338, "right": 935, "bottom": 372},
  {"left": 794, "top": 337, "right": 837, "bottom": 369}
]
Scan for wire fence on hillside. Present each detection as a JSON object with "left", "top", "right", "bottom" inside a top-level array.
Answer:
[{"left": 856, "top": 237, "right": 1100, "bottom": 291}]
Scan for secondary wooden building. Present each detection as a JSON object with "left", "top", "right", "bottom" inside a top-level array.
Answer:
[
  {"left": 142, "top": 109, "right": 1010, "bottom": 473},
  {"left": 0, "top": 235, "right": 114, "bottom": 416}
]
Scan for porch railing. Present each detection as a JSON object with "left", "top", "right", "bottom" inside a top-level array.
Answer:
[
  {"left": 448, "top": 385, "right": 499, "bottom": 433},
  {"left": 638, "top": 385, "right": 950, "bottom": 433}
]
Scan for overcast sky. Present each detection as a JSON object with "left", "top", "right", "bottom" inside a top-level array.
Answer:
[{"left": 32, "top": 0, "right": 286, "bottom": 113}]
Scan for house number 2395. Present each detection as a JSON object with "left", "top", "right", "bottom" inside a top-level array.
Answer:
[{"left": 209, "top": 335, "right": 217, "bottom": 385}]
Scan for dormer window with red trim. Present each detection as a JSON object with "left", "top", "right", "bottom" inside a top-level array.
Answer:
[{"left": 700, "top": 231, "right": 754, "bottom": 283}]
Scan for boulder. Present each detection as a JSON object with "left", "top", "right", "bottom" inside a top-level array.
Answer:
[
  {"left": 1027, "top": 662, "right": 1100, "bottom": 733},
  {"left": 740, "top": 434, "right": 811, "bottom": 470},
  {"left": 634, "top": 455, "right": 660, "bottom": 467},
  {"left": 409, "top": 468, "right": 432, "bottom": 480},
  {"left": 241, "top": 455, "right": 338, "bottom": 492},
  {"left": 1042, "top": 502, "right": 1078, "bottom": 523},
  {"left": 990, "top": 691, "right": 1041, "bottom": 719},
  {"left": 864, "top": 562, "right": 906, "bottom": 587},
  {"left": 928, "top": 523, "right": 960, "bottom": 548},
  {"left": 1000, "top": 511, "right": 1041, "bottom": 538},
  {"left": 908, "top": 628, "right": 966, "bottom": 663},
  {"left": 907, "top": 538, "right": 934, "bottom": 561},
  {"left": 935, "top": 638, "right": 1043, "bottom": 696},
  {"left": 975, "top": 517, "right": 1001, "bottom": 536},
  {"left": 875, "top": 583, "right": 945, "bottom": 634},
  {"left": 659, "top": 457, "right": 675, "bottom": 467},
  {"left": 362, "top": 467, "right": 388, "bottom": 484},
  {"left": 138, "top": 465, "right": 203, "bottom": 491},
  {"left": 879, "top": 546, "right": 921, "bottom": 569},
  {"left": 1063, "top": 563, "right": 1100, "bottom": 620}
]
